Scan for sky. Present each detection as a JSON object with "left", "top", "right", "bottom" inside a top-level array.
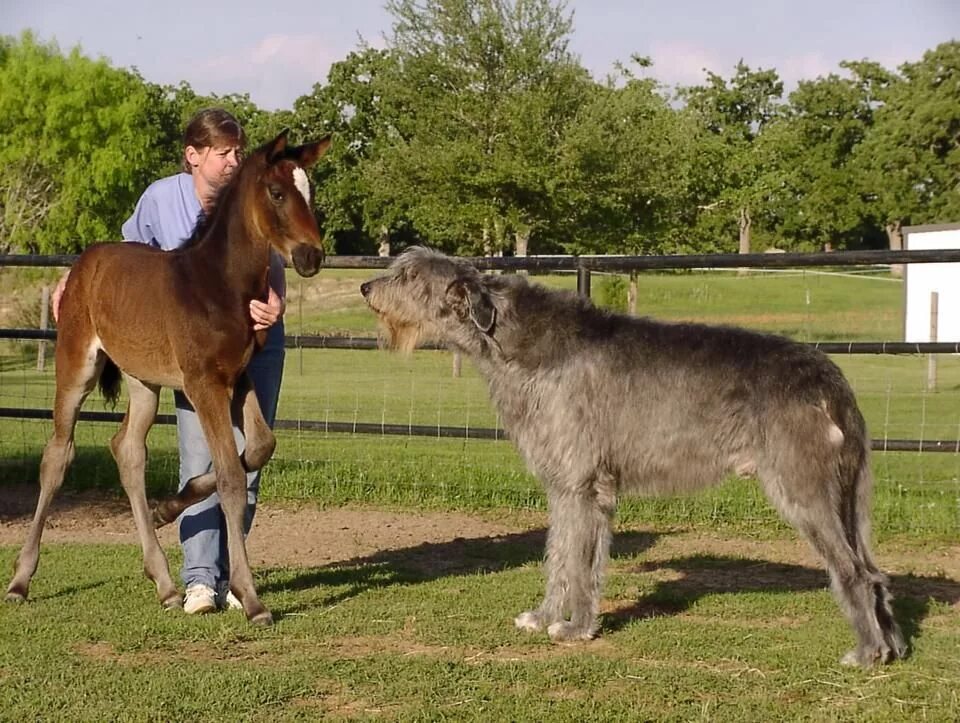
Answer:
[{"left": 3, "top": 1, "right": 958, "bottom": 110}]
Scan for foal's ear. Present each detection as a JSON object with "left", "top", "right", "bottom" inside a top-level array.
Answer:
[
  {"left": 265, "top": 129, "right": 291, "bottom": 164},
  {"left": 445, "top": 277, "right": 496, "bottom": 333},
  {"left": 292, "top": 135, "right": 332, "bottom": 168}
]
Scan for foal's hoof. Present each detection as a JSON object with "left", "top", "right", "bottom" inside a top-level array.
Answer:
[
  {"left": 151, "top": 505, "right": 174, "bottom": 529},
  {"left": 4, "top": 591, "right": 27, "bottom": 604},
  {"left": 249, "top": 610, "right": 274, "bottom": 627},
  {"left": 161, "top": 595, "right": 183, "bottom": 611},
  {"left": 514, "top": 610, "right": 544, "bottom": 632}
]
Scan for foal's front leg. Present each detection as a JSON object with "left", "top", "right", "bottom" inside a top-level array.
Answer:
[
  {"left": 152, "top": 373, "right": 274, "bottom": 527},
  {"left": 187, "top": 381, "right": 272, "bottom": 625}
]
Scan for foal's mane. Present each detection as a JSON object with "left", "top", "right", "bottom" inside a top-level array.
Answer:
[{"left": 178, "top": 150, "right": 262, "bottom": 252}]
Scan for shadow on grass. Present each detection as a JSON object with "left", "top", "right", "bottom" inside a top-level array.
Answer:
[
  {"left": 260, "top": 530, "right": 661, "bottom": 618},
  {"left": 602, "top": 554, "right": 960, "bottom": 658},
  {"left": 263, "top": 535, "right": 957, "bottom": 659}
]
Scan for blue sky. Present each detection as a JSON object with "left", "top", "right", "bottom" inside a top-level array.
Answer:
[{"left": 3, "top": 1, "right": 957, "bottom": 110}]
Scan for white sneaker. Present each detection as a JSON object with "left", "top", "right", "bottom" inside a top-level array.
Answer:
[
  {"left": 183, "top": 584, "right": 217, "bottom": 615},
  {"left": 220, "top": 590, "right": 243, "bottom": 611}
]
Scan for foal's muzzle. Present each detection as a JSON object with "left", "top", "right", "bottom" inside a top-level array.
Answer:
[{"left": 292, "top": 243, "right": 324, "bottom": 277}]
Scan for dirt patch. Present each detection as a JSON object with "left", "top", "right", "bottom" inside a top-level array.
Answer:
[
  {"left": 3, "top": 484, "right": 960, "bottom": 600},
  {"left": 0, "top": 483, "right": 530, "bottom": 568}
]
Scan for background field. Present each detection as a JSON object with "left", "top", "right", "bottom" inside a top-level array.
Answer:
[{"left": 2, "top": 265, "right": 960, "bottom": 720}]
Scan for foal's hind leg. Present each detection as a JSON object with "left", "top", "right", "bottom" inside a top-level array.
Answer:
[
  {"left": 110, "top": 374, "right": 180, "bottom": 609},
  {"left": 6, "top": 338, "right": 104, "bottom": 602},
  {"left": 152, "top": 373, "right": 275, "bottom": 527},
  {"left": 515, "top": 477, "right": 616, "bottom": 642}
]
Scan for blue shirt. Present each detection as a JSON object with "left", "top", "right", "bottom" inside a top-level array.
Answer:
[{"left": 121, "top": 173, "right": 202, "bottom": 250}]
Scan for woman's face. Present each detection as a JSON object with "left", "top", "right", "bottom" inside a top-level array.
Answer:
[{"left": 187, "top": 144, "right": 242, "bottom": 191}]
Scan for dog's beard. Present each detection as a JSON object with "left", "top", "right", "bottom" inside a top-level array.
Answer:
[{"left": 379, "top": 316, "right": 423, "bottom": 354}]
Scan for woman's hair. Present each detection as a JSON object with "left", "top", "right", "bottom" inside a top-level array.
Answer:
[{"left": 181, "top": 108, "right": 246, "bottom": 174}]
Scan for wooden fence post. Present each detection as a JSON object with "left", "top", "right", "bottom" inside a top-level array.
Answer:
[
  {"left": 927, "top": 291, "right": 938, "bottom": 392},
  {"left": 37, "top": 285, "right": 50, "bottom": 372}
]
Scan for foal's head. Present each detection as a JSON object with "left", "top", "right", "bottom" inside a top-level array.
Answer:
[{"left": 245, "top": 130, "right": 331, "bottom": 277}]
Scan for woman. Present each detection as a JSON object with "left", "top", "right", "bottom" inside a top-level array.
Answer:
[{"left": 53, "top": 108, "right": 285, "bottom": 614}]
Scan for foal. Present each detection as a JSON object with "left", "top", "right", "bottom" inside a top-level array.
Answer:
[{"left": 6, "top": 130, "right": 330, "bottom": 625}]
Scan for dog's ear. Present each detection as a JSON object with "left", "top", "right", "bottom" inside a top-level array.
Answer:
[{"left": 445, "top": 277, "right": 496, "bottom": 333}]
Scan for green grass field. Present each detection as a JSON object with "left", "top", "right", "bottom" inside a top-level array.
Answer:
[{"left": 2, "top": 266, "right": 960, "bottom": 720}]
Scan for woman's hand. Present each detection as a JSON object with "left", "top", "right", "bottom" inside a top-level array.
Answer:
[{"left": 249, "top": 285, "right": 285, "bottom": 331}]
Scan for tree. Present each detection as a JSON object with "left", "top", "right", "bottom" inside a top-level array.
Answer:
[
  {"left": 753, "top": 64, "right": 890, "bottom": 251},
  {"left": 678, "top": 62, "right": 784, "bottom": 255},
  {"left": 855, "top": 41, "right": 960, "bottom": 251},
  {"left": 0, "top": 32, "right": 180, "bottom": 252},
  {"left": 555, "top": 58, "right": 698, "bottom": 255},
  {"left": 370, "top": 0, "right": 589, "bottom": 254}
]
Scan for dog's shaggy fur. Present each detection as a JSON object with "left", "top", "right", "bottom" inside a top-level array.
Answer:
[{"left": 361, "top": 247, "right": 905, "bottom": 667}]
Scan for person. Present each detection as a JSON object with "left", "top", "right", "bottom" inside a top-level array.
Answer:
[{"left": 52, "top": 108, "right": 286, "bottom": 614}]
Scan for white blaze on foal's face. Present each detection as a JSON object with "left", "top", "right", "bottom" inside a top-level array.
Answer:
[{"left": 292, "top": 167, "right": 311, "bottom": 205}]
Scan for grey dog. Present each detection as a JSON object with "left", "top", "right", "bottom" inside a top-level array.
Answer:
[{"left": 360, "top": 247, "right": 905, "bottom": 667}]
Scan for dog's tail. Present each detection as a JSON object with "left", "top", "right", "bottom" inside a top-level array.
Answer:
[{"left": 98, "top": 356, "right": 122, "bottom": 409}]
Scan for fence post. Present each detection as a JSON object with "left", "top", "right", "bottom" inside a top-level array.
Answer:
[
  {"left": 37, "top": 285, "right": 50, "bottom": 372},
  {"left": 577, "top": 265, "right": 591, "bottom": 299},
  {"left": 927, "top": 291, "right": 939, "bottom": 392},
  {"left": 452, "top": 351, "right": 462, "bottom": 378}
]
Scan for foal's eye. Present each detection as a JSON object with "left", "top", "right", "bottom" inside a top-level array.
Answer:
[{"left": 269, "top": 186, "right": 284, "bottom": 202}]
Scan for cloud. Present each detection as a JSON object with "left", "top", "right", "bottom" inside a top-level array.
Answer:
[
  {"left": 646, "top": 40, "right": 731, "bottom": 88},
  {"left": 179, "top": 33, "right": 355, "bottom": 110}
]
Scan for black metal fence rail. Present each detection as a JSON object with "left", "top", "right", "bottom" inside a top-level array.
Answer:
[
  {"left": 0, "top": 407, "right": 951, "bottom": 452},
  {"left": 5, "top": 247, "right": 960, "bottom": 270},
  {"left": 3, "top": 249, "right": 959, "bottom": 452},
  {"left": 4, "top": 328, "right": 960, "bottom": 356}
]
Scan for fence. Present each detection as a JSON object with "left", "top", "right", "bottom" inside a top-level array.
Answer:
[{"left": 3, "top": 248, "right": 960, "bottom": 453}]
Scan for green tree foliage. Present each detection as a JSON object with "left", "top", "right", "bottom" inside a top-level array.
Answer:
[
  {"left": 679, "top": 62, "right": 785, "bottom": 253},
  {"left": 292, "top": 47, "right": 413, "bottom": 254},
  {"left": 855, "top": 41, "right": 960, "bottom": 240},
  {"left": 754, "top": 63, "right": 890, "bottom": 251},
  {"left": 369, "top": 0, "right": 589, "bottom": 254},
  {"left": 556, "top": 60, "right": 703, "bottom": 254},
  {"left": 2, "top": 22, "right": 958, "bottom": 259},
  {"left": 0, "top": 32, "right": 178, "bottom": 252}
]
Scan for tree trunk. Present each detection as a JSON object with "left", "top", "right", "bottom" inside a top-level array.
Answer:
[
  {"left": 737, "top": 206, "right": 752, "bottom": 276},
  {"left": 377, "top": 226, "right": 390, "bottom": 257},
  {"left": 515, "top": 229, "right": 529, "bottom": 275},
  {"left": 886, "top": 220, "right": 903, "bottom": 278}
]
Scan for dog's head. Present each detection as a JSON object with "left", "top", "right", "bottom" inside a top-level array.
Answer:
[{"left": 360, "top": 247, "right": 497, "bottom": 354}]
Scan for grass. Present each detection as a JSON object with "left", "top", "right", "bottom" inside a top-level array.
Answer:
[
  {"left": 2, "top": 265, "right": 960, "bottom": 719},
  {"left": 1, "top": 536, "right": 959, "bottom": 720}
]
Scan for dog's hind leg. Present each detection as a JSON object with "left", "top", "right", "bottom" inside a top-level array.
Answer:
[
  {"left": 761, "top": 465, "right": 895, "bottom": 667},
  {"left": 843, "top": 464, "right": 905, "bottom": 661},
  {"left": 516, "top": 477, "right": 615, "bottom": 642}
]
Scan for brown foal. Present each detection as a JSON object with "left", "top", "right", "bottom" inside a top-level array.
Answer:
[{"left": 5, "top": 130, "right": 330, "bottom": 625}]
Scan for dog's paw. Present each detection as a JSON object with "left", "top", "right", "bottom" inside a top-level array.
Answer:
[
  {"left": 514, "top": 610, "right": 543, "bottom": 632},
  {"left": 840, "top": 643, "right": 895, "bottom": 668},
  {"left": 546, "top": 621, "right": 594, "bottom": 643}
]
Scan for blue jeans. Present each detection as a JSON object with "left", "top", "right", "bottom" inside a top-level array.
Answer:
[{"left": 174, "top": 323, "right": 285, "bottom": 592}]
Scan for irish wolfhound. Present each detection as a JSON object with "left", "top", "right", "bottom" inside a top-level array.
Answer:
[{"left": 360, "top": 247, "right": 905, "bottom": 667}]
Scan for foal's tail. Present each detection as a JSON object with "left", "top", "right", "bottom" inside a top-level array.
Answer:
[{"left": 98, "top": 356, "right": 122, "bottom": 409}]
